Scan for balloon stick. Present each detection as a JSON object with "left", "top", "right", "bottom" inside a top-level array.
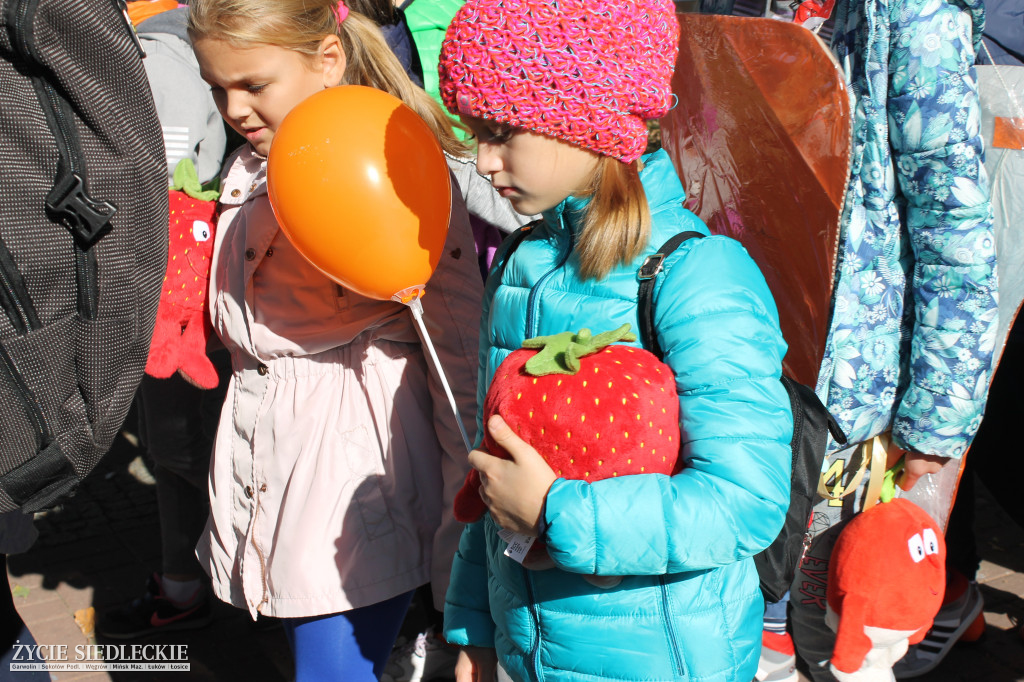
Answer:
[{"left": 405, "top": 295, "right": 472, "bottom": 454}]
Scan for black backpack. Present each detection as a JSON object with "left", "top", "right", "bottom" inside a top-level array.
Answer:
[
  {"left": 498, "top": 225, "right": 847, "bottom": 602},
  {"left": 637, "top": 231, "right": 847, "bottom": 602},
  {"left": 0, "top": 0, "right": 168, "bottom": 513}
]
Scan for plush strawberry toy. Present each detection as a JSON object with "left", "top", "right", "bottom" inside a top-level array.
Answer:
[
  {"left": 826, "top": 497, "right": 946, "bottom": 681},
  {"left": 455, "top": 324, "right": 682, "bottom": 525},
  {"left": 145, "top": 159, "right": 220, "bottom": 389}
]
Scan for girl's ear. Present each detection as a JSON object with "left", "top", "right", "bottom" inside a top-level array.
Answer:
[{"left": 319, "top": 34, "right": 347, "bottom": 88}]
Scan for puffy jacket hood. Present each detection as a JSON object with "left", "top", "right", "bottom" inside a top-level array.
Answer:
[{"left": 137, "top": 6, "right": 190, "bottom": 43}]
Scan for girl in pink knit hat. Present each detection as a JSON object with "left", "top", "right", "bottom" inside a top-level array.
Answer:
[{"left": 439, "top": 1, "right": 793, "bottom": 681}]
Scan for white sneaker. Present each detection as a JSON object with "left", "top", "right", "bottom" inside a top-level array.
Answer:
[{"left": 381, "top": 627, "right": 458, "bottom": 682}]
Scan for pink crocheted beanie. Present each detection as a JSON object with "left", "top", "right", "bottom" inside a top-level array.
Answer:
[{"left": 438, "top": 0, "right": 680, "bottom": 163}]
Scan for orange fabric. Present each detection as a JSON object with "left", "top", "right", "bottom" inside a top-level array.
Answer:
[
  {"left": 662, "top": 15, "right": 850, "bottom": 387},
  {"left": 993, "top": 117, "right": 1024, "bottom": 150},
  {"left": 126, "top": 0, "right": 178, "bottom": 27}
]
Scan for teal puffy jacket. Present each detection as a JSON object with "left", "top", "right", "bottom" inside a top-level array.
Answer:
[{"left": 444, "top": 151, "right": 793, "bottom": 682}]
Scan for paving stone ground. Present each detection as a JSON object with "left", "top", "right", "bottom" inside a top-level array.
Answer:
[
  {"left": 7, "top": 411, "right": 1023, "bottom": 681},
  {"left": 6, "top": 422, "right": 294, "bottom": 682}
]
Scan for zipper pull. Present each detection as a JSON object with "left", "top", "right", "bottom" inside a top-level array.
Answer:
[
  {"left": 797, "top": 513, "right": 816, "bottom": 568},
  {"left": 798, "top": 531, "right": 813, "bottom": 568},
  {"left": 113, "top": 0, "right": 147, "bottom": 59}
]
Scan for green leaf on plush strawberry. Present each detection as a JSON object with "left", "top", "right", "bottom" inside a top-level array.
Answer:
[
  {"left": 170, "top": 158, "right": 221, "bottom": 201},
  {"left": 521, "top": 324, "right": 637, "bottom": 375}
]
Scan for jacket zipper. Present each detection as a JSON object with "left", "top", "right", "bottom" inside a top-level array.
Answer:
[
  {"left": 10, "top": 0, "right": 110, "bottom": 319},
  {"left": 111, "top": 0, "right": 147, "bottom": 58},
  {"left": 0, "top": 242, "right": 37, "bottom": 335},
  {"left": 659, "top": 576, "right": 685, "bottom": 677},
  {"left": 38, "top": 80, "right": 102, "bottom": 320},
  {"left": 251, "top": 496, "right": 270, "bottom": 612},
  {"left": 518, "top": 214, "right": 572, "bottom": 680},
  {"left": 524, "top": 217, "right": 575, "bottom": 338},
  {"left": 0, "top": 0, "right": 52, "bottom": 455},
  {"left": 255, "top": 551, "right": 269, "bottom": 612},
  {"left": 8, "top": 0, "right": 33, "bottom": 51},
  {"left": 9, "top": 0, "right": 78, "bottom": 177},
  {"left": 522, "top": 566, "right": 544, "bottom": 682},
  {"left": 0, "top": 344, "right": 50, "bottom": 451}
]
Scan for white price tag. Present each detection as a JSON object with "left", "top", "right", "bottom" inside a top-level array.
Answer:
[{"left": 497, "top": 528, "right": 536, "bottom": 564}]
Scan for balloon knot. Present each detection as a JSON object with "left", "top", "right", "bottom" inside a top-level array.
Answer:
[{"left": 392, "top": 285, "right": 426, "bottom": 305}]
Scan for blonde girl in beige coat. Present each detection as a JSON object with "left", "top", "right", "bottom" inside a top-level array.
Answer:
[{"left": 188, "top": 1, "right": 482, "bottom": 678}]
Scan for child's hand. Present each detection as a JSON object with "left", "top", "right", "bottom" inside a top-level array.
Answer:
[
  {"left": 469, "top": 415, "right": 557, "bottom": 536},
  {"left": 456, "top": 646, "right": 497, "bottom": 682},
  {"left": 897, "top": 448, "right": 949, "bottom": 491}
]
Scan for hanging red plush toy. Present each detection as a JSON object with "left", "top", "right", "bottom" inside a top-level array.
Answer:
[
  {"left": 826, "top": 497, "right": 947, "bottom": 681},
  {"left": 454, "top": 325, "right": 682, "bottom": 580},
  {"left": 144, "top": 159, "right": 220, "bottom": 389}
]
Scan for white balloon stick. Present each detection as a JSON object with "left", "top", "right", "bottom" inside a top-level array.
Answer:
[{"left": 405, "top": 295, "right": 472, "bottom": 455}]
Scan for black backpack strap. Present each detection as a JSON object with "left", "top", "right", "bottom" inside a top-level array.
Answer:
[
  {"left": 491, "top": 219, "right": 539, "bottom": 283},
  {"left": 637, "top": 231, "right": 705, "bottom": 358}
]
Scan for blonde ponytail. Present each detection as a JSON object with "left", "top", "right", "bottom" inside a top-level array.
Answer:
[{"left": 576, "top": 158, "right": 652, "bottom": 281}]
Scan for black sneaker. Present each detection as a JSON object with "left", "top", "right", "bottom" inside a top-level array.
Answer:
[
  {"left": 893, "top": 581, "right": 984, "bottom": 679},
  {"left": 98, "top": 573, "right": 212, "bottom": 639}
]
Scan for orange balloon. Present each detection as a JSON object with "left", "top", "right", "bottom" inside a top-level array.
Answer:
[{"left": 267, "top": 85, "right": 451, "bottom": 301}]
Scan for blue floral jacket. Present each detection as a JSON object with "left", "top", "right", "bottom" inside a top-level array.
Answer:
[{"left": 818, "top": 0, "right": 997, "bottom": 458}]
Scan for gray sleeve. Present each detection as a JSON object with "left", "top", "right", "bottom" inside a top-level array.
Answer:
[
  {"left": 445, "top": 153, "right": 536, "bottom": 234},
  {"left": 141, "top": 36, "right": 226, "bottom": 184},
  {"left": 194, "top": 104, "right": 227, "bottom": 185}
]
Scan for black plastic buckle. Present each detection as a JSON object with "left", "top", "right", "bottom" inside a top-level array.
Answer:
[
  {"left": 46, "top": 173, "right": 117, "bottom": 247},
  {"left": 638, "top": 253, "right": 666, "bottom": 280}
]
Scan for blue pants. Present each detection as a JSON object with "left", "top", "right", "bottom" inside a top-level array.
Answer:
[{"left": 282, "top": 590, "right": 414, "bottom": 681}]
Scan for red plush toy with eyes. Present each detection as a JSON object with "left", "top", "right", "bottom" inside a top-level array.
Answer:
[
  {"left": 454, "top": 325, "right": 682, "bottom": 528},
  {"left": 144, "top": 159, "right": 220, "bottom": 389},
  {"left": 826, "top": 497, "right": 946, "bottom": 681}
]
